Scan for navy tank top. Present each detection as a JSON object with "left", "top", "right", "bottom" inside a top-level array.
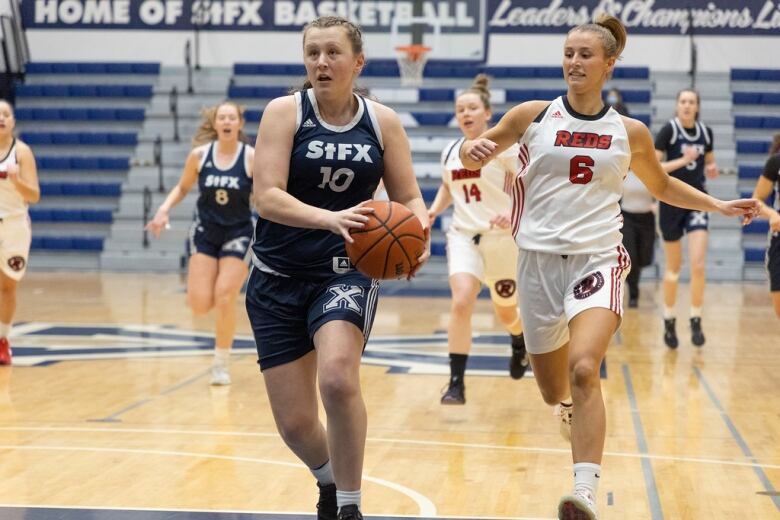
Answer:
[
  {"left": 655, "top": 118, "right": 713, "bottom": 191},
  {"left": 252, "top": 89, "right": 385, "bottom": 280},
  {"left": 196, "top": 141, "right": 252, "bottom": 227}
]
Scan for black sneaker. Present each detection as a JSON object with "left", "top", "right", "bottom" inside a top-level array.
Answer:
[
  {"left": 509, "top": 333, "right": 529, "bottom": 380},
  {"left": 316, "top": 482, "right": 337, "bottom": 520},
  {"left": 628, "top": 296, "right": 639, "bottom": 308},
  {"left": 440, "top": 377, "right": 465, "bottom": 405},
  {"left": 690, "top": 317, "right": 705, "bottom": 347},
  {"left": 338, "top": 504, "right": 363, "bottom": 520},
  {"left": 664, "top": 318, "right": 679, "bottom": 349}
]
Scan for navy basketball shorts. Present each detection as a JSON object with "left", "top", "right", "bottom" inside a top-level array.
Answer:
[
  {"left": 659, "top": 202, "right": 709, "bottom": 242},
  {"left": 189, "top": 221, "right": 253, "bottom": 260},
  {"left": 245, "top": 267, "right": 380, "bottom": 371},
  {"left": 768, "top": 233, "right": 780, "bottom": 292}
]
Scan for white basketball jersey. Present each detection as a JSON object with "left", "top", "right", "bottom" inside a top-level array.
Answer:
[
  {"left": 512, "top": 96, "right": 631, "bottom": 254},
  {"left": 442, "top": 137, "right": 519, "bottom": 234},
  {"left": 0, "top": 140, "right": 25, "bottom": 219}
]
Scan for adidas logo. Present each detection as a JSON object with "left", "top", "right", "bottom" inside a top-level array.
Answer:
[
  {"left": 205, "top": 161, "right": 213, "bottom": 168},
  {"left": 551, "top": 110, "right": 563, "bottom": 119},
  {"left": 303, "top": 118, "right": 316, "bottom": 128}
]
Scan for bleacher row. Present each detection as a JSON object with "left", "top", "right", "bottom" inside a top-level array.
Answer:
[
  {"left": 731, "top": 68, "right": 780, "bottom": 268},
  {"left": 11, "top": 61, "right": 779, "bottom": 276}
]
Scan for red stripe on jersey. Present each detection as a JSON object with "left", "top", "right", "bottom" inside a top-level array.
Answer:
[
  {"left": 611, "top": 245, "right": 630, "bottom": 312},
  {"left": 511, "top": 144, "right": 530, "bottom": 238}
]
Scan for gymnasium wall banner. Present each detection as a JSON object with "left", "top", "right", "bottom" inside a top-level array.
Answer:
[
  {"left": 22, "top": 0, "right": 482, "bottom": 33},
  {"left": 487, "top": 0, "right": 780, "bottom": 35}
]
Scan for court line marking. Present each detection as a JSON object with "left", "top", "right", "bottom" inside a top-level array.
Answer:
[
  {"left": 1, "top": 426, "right": 779, "bottom": 471},
  {"left": 622, "top": 363, "right": 664, "bottom": 520},
  {"left": 0, "top": 503, "right": 555, "bottom": 520},
  {"left": 694, "top": 366, "right": 780, "bottom": 512},
  {"left": 0, "top": 445, "right": 436, "bottom": 517}
]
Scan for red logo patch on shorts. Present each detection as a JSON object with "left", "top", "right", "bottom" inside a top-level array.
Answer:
[
  {"left": 494, "top": 279, "right": 516, "bottom": 298},
  {"left": 573, "top": 272, "right": 604, "bottom": 300},
  {"left": 7, "top": 256, "right": 25, "bottom": 272}
]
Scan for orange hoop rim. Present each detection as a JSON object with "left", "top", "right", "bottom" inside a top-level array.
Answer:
[{"left": 395, "top": 44, "right": 432, "bottom": 62}]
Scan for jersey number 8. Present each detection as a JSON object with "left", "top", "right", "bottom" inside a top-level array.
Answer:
[{"left": 215, "top": 189, "right": 230, "bottom": 205}]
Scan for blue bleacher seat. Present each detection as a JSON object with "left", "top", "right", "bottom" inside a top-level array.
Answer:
[
  {"left": 38, "top": 157, "right": 71, "bottom": 170},
  {"left": 38, "top": 183, "right": 63, "bottom": 195},
  {"left": 41, "top": 85, "right": 69, "bottom": 97},
  {"left": 131, "top": 63, "right": 161, "bottom": 74},
  {"left": 228, "top": 86, "right": 255, "bottom": 98},
  {"left": 738, "top": 165, "right": 763, "bottom": 179},
  {"left": 413, "top": 112, "right": 453, "bottom": 126},
  {"left": 69, "top": 85, "right": 99, "bottom": 97},
  {"left": 253, "top": 86, "right": 289, "bottom": 98},
  {"left": 26, "top": 63, "right": 53, "bottom": 74},
  {"left": 97, "top": 85, "right": 127, "bottom": 97},
  {"left": 115, "top": 109, "right": 145, "bottom": 121},
  {"left": 613, "top": 67, "right": 650, "bottom": 79},
  {"left": 535, "top": 67, "right": 564, "bottom": 78},
  {"left": 505, "top": 89, "right": 538, "bottom": 102},
  {"left": 744, "top": 248, "right": 767, "bottom": 262},
  {"left": 92, "top": 184, "right": 121, "bottom": 196},
  {"left": 51, "top": 133, "right": 80, "bottom": 145},
  {"left": 737, "top": 141, "right": 770, "bottom": 154},
  {"left": 733, "top": 92, "right": 762, "bottom": 104},
  {"left": 14, "top": 108, "right": 33, "bottom": 120},
  {"left": 20, "top": 133, "right": 52, "bottom": 145},
  {"left": 619, "top": 90, "right": 651, "bottom": 103},
  {"left": 124, "top": 85, "right": 153, "bottom": 97},
  {"left": 73, "top": 237, "right": 104, "bottom": 251},
  {"left": 245, "top": 110, "right": 263, "bottom": 122},
  {"left": 81, "top": 133, "right": 110, "bottom": 145},
  {"left": 61, "top": 108, "right": 89, "bottom": 120},
  {"left": 743, "top": 221, "right": 770, "bottom": 234},
  {"left": 106, "top": 133, "right": 138, "bottom": 146},
  {"left": 431, "top": 242, "right": 446, "bottom": 257},
  {"left": 71, "top": 157, "right": 101, "bottom": 170},
  {"left": 51, "top": 63, "right": 79, "bottom": 74},
  {"left": 734, "top": 116, "right": 763, "bottom": 129},
  {"left": 77, "top": 63, "right": 108, "bottom": 74},
  {"left": 42, "top": 237, "right": 74, "bottom": 250},
  {"left": 419, "top": 88, "right": 454, "bottom": 102},
  {"left": 15, "top": 84, "right": 43, "bottom": 97},
  {"left": 87, "top": 108, "right": 115, "bottom": 120},
  {"left": 28, "top": 209, "right": 51, "bottom": 222},
  {"left": 757, "top": 70, "right": 780, "bottom": 81},
  {"left": 732, "top": 69, "right": 759, "bottom": 81},
  {"left": 98, "top": 157, "right": 130, "bottom": 170},
  {"left": 34, "top": 108, "right": 62, "bottom": 120},
  {"left": 764, "top": 117, "right": 780, "bottom": 129},
  {"left": 105, "top": 63, "right": 134, "bottom": 74}
]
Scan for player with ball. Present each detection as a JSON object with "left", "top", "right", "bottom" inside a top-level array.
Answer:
[{"left": 245, "top": 15, "right": 429, "bottom": 520}]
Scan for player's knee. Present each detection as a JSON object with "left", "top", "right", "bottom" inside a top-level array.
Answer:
[
  {"left": 319, "top": 371, "right": 360, "bottom": 408},
  {"left": 690, "top": 262, "right": 706, "bottom": 278},
  {"left": 569, "top": 357, "right": 599, "bottom": 391},
  {"left": 213, "top": 287, "right": 235, "bottom": 309},
  {"left": 494, "top": 304, "right": 518, "bottom": 326},
  {"left": 188, "top": 294, "right": 213, "bottom": 315},
  {"left": 538, "top": 386, "right": 565, "bottom": 406},
  {"left": 664, "top": 270, "right": 680, "bottom": 282},
  {"left": 275, "top": 414, "right": 318, "bottom": 448},
  {"left": 451, "top": 295, "right": 475, "bottom": 316}
]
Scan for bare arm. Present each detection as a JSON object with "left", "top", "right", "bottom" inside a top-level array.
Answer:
[
  {"left": 374, "top": 102, "right": 431, "bottom": 273},
  {"left": 252, "top": 95, "right": 373, "bottom": 243},
  {"left": 145, "top": 147, "right": 201, "bottom": 238},
  {"left": 427, "top": 183, "right": 453, "bottom": 228},
  {"left": 627, "top": 117, "right": 759, "bottom": 221},
  {"left": 7, "top": 142, "right": 39, "bottom": 204},
  {"left": 460, "top": 100, "right": 550, "bottom": 170},
  {"left": 704, "top": 150, "right": 719, "bottom": 179},
  {"left": 655, "top": 148, "right": 700, "bottom": 174},
  {"left": 753, "top": 175, "right": 780, "bottom": 231}
]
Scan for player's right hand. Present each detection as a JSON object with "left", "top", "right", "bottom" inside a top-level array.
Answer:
[
  {"left": 145, "top": 210, "right": 169, "bottom": 239},
  {"left": 462, "top": 138, "right": 498, "bottom": 164},
  {"left": 329, "top": 200, "right": 375, "bottom": 244},
  {"left": 769, "top": 211, "right": 780, "bottom": 233},
  {"left": 682, "top": 145, "right": 700, "bottom": 162},
  {"left": 427, "top": 209, "right": 437, "bottom": 228}
]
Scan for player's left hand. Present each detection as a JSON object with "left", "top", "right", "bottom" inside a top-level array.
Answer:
[
  {"left": 705, "top": 163, "right": 719, "bottom": 179},
  {"left": 408, "top": 225, "right": 431, "bottom": 280},
  {"left": 715, "top": 198, "right": 761, "bottom": 225},
  {"left": 769, "top": 211, "right": 780, "bottom": 233},
  {"left": 490, "top": 213, "right": 512, "bottom": 229}
]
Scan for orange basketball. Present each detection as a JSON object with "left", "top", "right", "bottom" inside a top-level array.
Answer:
[{"left": 345, "top": 201, "right": 425, "bottom": 279}]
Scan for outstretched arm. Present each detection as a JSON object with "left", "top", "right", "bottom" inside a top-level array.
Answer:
[
  {"left": 626, "top": 117, "right": 759, "bottom": 222},
  {"left": 460, "top": 100, "right": 549, "bottom": 170},
  {"left": 145, "top": 147, "right": 201, "bottom": 238}
]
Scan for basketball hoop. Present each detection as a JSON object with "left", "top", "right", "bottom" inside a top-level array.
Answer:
[{"left": 395, "top": 44, "right": 431, "bottom": 87}]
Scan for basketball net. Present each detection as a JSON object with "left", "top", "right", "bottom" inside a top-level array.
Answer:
[{"left": 395, "top": 44, "right": 431, "bottom": 87}]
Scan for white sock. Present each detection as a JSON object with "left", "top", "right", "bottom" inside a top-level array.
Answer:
[
  {"left": 0, "top": 323, "right": 10, "bottom": 338},
  {"left": 213, "top": 348, "right": 230, "bottom": 365},
  {"left": 663, "top": 306, "right": 675, "bottom": 320},
  {"left": 336, "top": 489, "right": 361, "bottom": 510},
  {"left": 573, "top": 462, "right": 601, "bottom": 497},
  {"left": 560, "top": 396, "right": 572, "bottom": 407},
  {"left": 690, "top": 306, "right": 702, "bottom": 318},
  {"left": 310, "top": 459, "right": 334, "bottom": 486}
]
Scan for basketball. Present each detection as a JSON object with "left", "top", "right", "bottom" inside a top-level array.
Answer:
[{"left": 345, "top": 201, "right": 425, "bottom": 279}]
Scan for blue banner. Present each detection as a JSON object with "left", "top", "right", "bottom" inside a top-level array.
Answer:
[
  {"left": 487, "top": 0, "right": 780, "bottom": 35},
  {"left": 22, "top": 0, "right": 482, "bottom": 33}
]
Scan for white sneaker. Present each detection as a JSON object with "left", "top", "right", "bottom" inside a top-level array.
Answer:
[
  {"left": 554, "top": 403, "right": 572, "bottom": 442},
  {"left": 558, "top": 488, "right": 598, "bottom": 519},
  {"left": 210, "top": 363, "right": 231, "bottom": 386}
]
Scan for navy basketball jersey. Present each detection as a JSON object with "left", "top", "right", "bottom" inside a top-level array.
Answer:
[
  {"left": 252, "top": 89, "right": 384, "bottom": 280},
  {"left": 655, "top": 118, "right": 713, "bottom": 190},
  {"left": 196, "top": 141, "right": 252, "bottom": 227}
]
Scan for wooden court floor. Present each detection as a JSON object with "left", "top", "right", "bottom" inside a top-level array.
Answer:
[{"left": 0, "top": 272, "right": 779, "bottom": 520}]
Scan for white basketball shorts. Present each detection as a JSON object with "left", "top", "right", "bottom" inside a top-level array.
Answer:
[
  {"left": 446, "top": 229, "right": 519, "bottom": 306},
  {"left": 517, "top": 245, "right": 631, "bottom": 355},
  {"left": 0, "top": 214, "right": 32, "bottom": 281}
]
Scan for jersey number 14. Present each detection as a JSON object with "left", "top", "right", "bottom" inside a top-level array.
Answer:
[{"left": 462, "top": 183, "right": 482, "bottom": 203}]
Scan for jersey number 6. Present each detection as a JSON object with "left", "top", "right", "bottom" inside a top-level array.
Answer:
[{"left": 569, "top": 155, "right": 594, "bottom": 185}]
